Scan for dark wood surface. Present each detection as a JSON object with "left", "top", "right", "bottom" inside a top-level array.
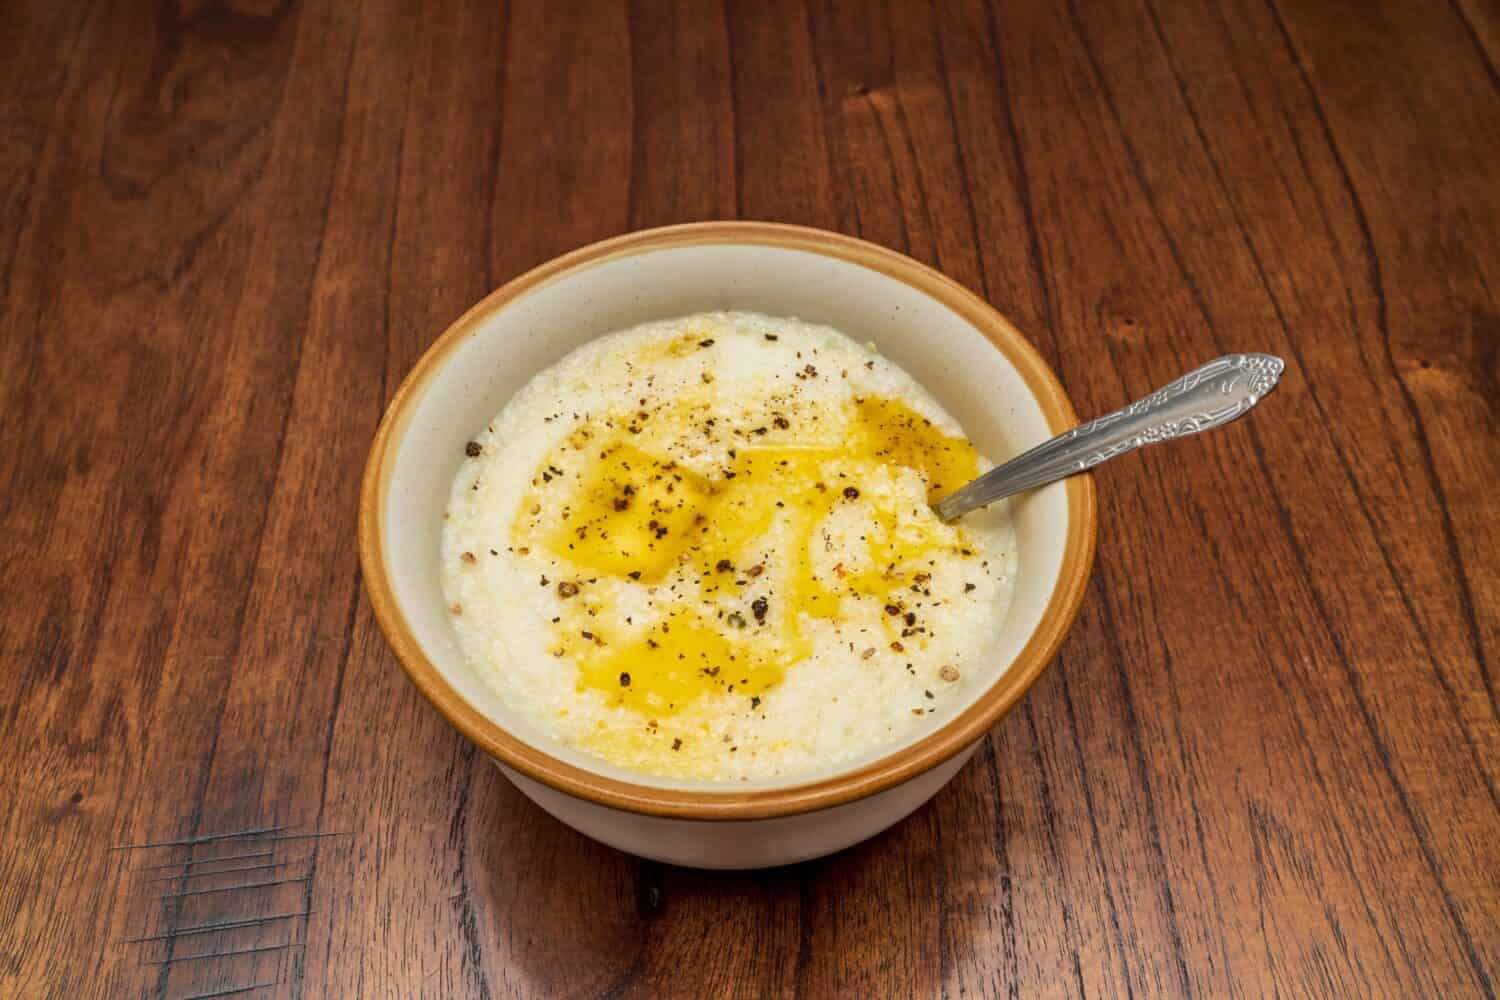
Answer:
[{"left": 2, "top": 0, "right": 1497, "bottom": 996}]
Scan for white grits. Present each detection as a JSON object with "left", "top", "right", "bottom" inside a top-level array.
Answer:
[{"left": 441, "top": 311, "right": 1016, "bottom": 781}]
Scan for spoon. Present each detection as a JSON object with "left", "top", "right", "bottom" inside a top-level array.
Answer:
[{"left": 933, "top": 353, "right": 1285, "bottom": 521}]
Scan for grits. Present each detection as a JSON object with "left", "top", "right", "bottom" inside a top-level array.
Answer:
[{"left": 441, "top": 311, "right": 1016, "bottom": 781}]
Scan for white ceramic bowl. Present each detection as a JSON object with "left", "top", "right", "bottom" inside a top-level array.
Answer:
[{"left": 360, "top": 223, "right": 1095, "bottom": 869}]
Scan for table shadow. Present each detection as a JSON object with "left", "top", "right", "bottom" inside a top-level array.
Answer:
[{"left": 463, "top": 749, "right": 1006, "bottom": 998}]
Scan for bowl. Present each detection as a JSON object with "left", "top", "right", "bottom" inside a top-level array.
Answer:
[{"left": 359, "top": 222, "right": 1096, "bottom": 869}]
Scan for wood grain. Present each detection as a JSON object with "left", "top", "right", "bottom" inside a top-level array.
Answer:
[{"left": 1, "top": 1, "right": 1495, "bottom": 997}]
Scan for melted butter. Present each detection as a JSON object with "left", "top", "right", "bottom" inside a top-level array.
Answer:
[
  {"left": 629, "top": 330, "right": 718, "bottom": 363},
  {"left": 520, "top": 394, "right": 981, "bottom": 731},
  {"left": 542, "top": 441, "right": 711, "bottom": 581},
  {"left": 853, "top": 395, "right": 980, "bottom": 503},
  {"left": 576, "top": 610, "right": 784, "bottom": 718}
]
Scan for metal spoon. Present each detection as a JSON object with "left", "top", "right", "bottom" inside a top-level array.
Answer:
[{"left": 933, "top": 353, "right": 1285, "bottom": 521}]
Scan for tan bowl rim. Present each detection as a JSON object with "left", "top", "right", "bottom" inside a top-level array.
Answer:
[{"left": 359, "top": 221, "right": 1097, "bottom": 821}]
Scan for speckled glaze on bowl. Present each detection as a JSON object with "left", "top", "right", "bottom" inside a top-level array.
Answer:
[{"left": 359, "top": 222, "right": 1095, "bottom": 869}]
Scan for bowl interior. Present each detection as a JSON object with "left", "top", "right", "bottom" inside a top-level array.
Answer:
[{"left": 374, "top": 236, "right": 1075, "bottom": 794}]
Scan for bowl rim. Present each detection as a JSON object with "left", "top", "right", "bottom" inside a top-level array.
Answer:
[{"left": 359, "top": 221, "right": 1097, "bottom": 820}]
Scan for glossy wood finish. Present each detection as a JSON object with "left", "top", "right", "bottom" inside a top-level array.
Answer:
[{"left": 2, "top": 1, "right": 1496, "bottom": 996}]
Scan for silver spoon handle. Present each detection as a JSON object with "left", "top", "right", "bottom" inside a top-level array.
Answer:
[{"left": 934, "top": 353, "right": 1285, "bottom": 521}]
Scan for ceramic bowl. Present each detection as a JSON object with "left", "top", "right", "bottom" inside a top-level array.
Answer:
[{"left": 359, "top": 222, "right": 1096, "bottom": 869}]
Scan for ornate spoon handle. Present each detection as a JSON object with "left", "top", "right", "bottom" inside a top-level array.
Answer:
[{"left": 933, "top": 353, "right": 1285, "bottom": 521}]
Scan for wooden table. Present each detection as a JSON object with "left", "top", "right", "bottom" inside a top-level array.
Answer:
[{"left": 3, "top": 0, "right": 1496, "bottom": 996}]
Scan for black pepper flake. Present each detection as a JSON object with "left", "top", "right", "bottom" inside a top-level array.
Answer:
[
  {"left": 557, "top": 580, "right": 579, "bottom": 598},
  {"left": 884, "top": 604, "right": 902, "bottom": 617},
  {"left": 581, "top": 630, "right": 594, "bottom": 640},
  {"left": 773, "top": 415, "right": 790, "bottom": 429},
  {"left": 924, "top": 690, "right": 934, "bottom": 699},
  {"left": 699, "top": 339, "right": 715, "bottom": 347},
  {"left": 765, "top": 333, "right": 779, "bottom": 341},
  {"left": 843, "top": 486, "right": 860, "bottom": 500},
  {"left": 672, "top": 738, "right": 682, "bottom": 750},
  {"left": 751, "top": 696, "right": 761, "bottom": 709},
  {"left": 964, "top": 582, "right": 977, "bottom": 593},
  {"left": 465, "top": 441, "right": 482, "bottom": 457},
  {"left": 716, "top": 559, "right": 734, "bottom": 573},
  {"left": 903, "top": 611, "right": 916, "bottom": 627},
  {"left": 628, "top": 570, "right": 642, "bottom": 581},
  {"left": 751, "top": 597, "right": 768, "bottom": 622},
  {"left": 619, "top": 671, "right": 631, "bottom": 686}
]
